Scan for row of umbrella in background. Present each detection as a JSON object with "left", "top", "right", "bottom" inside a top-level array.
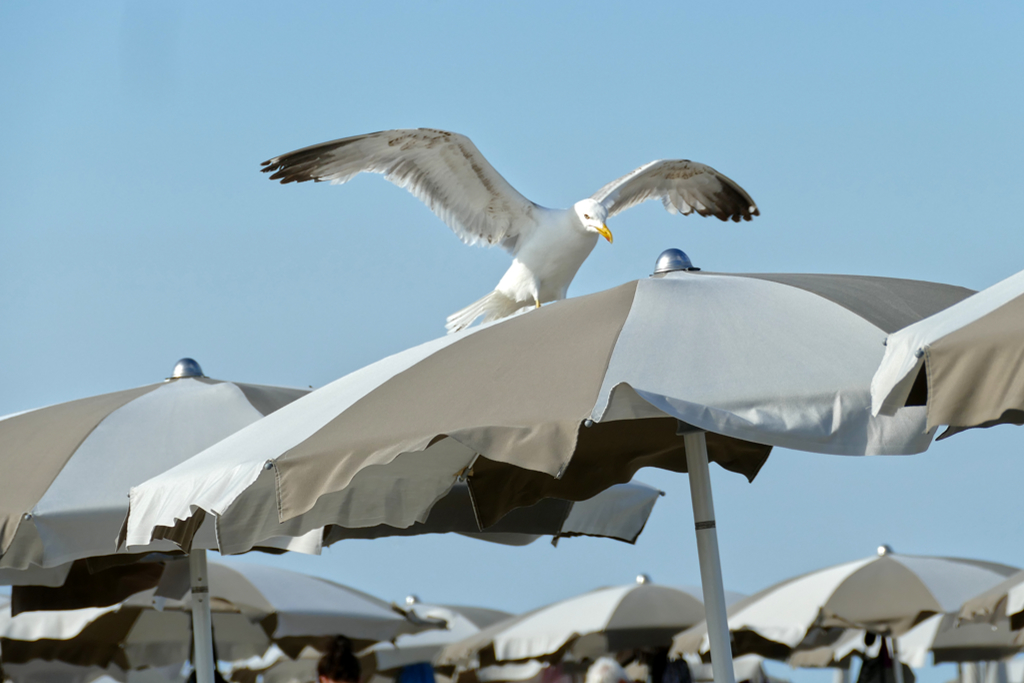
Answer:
[
  {"left": 8, "top": 545, "right": 1024, "bottom": 683},
  {"left": 1, "top": 254, "right": 1022, "bottom": 683}
]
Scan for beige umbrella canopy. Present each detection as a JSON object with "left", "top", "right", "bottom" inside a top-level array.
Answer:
[
  {"left": 671, "top": 546, "right": 1019, "bottom": 664},
  {"left": 872, "top": 267, "right": 1024, "bottom": 436},
  {"left": 123, "top": 268, "right": 974, "bottom": 551},
  {"left": 0, "top": 560, "right": 427, "bottom": 673},
  {"left": 125, "top": 263, "right": 974, "bottom": 683},
  {"left": 0, "top": 358, "right": 312, "bottom": 588},
  {"left": 437, "top": 576, "right": 726, "bottom": 671}
]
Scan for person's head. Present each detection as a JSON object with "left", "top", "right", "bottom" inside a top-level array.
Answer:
[{"left": 318, "top": 635, "right": 361, "bottom": 683}]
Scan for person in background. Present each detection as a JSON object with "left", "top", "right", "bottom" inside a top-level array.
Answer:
[
  {"left": 319, "top": 635, "right": 362, "bottom": 683},
  {"left": 586, "top": 657, "right": 633, "bottom": 683}
]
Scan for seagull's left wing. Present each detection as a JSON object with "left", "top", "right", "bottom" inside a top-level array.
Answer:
[
  {"left": 591, "top": 160, "right": 759, "bottom": 222},
  {"left": 261, "top": 129, "right": 540, "bottom": 250}
]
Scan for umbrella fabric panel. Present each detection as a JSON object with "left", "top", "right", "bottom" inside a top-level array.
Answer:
[
  {"left": 151, "top": 560, "right": 417, "bottom": 642},
  {"left": 489, "top": 585, "right": 639, "bottom": 661},
  {"left": 710, "top": 558, "right": 874, "bottom": 648},
  {"left": 818, "top": 557, "right": 946, "bottom": 631},
  {"left": 927, "top": 294, "right": 1024, "bottom": 431},
  {"left": 222, "top": 563, "right": 413, "bottom": 641},
  {"left": 594, "top": 274, "right": 938, "bottom": 456},
  {"left": 465, "top": 418, "right": 769, "bottom": 529},
  {"left": 742, "top": 273, "right": 973, "bottom": 334},
  {"left": 322, "top": 480, "right": 661, "bottom": 545},
  {"left": 0, "top": 604, "right": 267, "bottom": 669},
  {"left": 0, "top": 384, "right": 160, "bottom": 555},
  {"left": 557, "top": 480, "right": 661, "bottom": 543},
  {"left": 890, "top": 556, "right": 1019, "bottom": 613},
  {"left": 0, "top": 377, "right": 311, "bottom": 573},
  {"left": 482, "top": 584, "right": 704, "bottom": 663},
  {"left": 673, "top": 552, "right": 1020, "bottom": 660},
  {"left": 872, "top": 267, "right": 1024, "bottom": 431},
  {"left": 273, "top": 281, "right": 638, "bottom": 522},
  {"left": 27, "top": 381, "right": 264, "bottom": 568}
]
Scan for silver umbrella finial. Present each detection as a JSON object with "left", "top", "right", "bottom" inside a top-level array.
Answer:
[
  {"left": 877, "top": 544, "right": 894, "bottom": 556},
  {"left": 636, "top": 573, "right": 652, "bottom": 584},
  {"left": 654, "top": 248, "right": 699, "bottom": 274},
  {"left": 171, "top": 358, "right": 204, "bottom": 379},
  {"left": 405, "top": 594, "right": 420, "bottom": 606}
]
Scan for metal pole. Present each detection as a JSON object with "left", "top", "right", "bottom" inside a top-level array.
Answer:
[
  {"left": 683, "top": 430, "right": 736, "bottom": 683},
  {"left": 189, "top": 549, "right": 215, "bottom": 683}
]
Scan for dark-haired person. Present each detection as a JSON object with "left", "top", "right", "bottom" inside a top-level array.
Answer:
[{"left": 319, "top": 635, "right": 361, "bottom": 683}]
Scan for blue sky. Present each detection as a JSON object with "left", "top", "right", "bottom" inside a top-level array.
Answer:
[{"left": 2, "top": 2, "right": 1023, "bottom": 681}]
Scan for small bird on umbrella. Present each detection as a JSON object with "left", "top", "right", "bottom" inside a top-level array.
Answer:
[{"left": 262, "top": 128, "right": 759, "bottom": 332}]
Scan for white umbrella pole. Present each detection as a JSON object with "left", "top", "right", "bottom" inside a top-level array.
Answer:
[
  {"left": 683, "top": 430, "right": 736, "bottom": 683},
  {"left": 189, "top": 549, "right": 216, "bottom": 683},
  {"left": 890, "top": 636, "right": 905, "bottom": 683}
]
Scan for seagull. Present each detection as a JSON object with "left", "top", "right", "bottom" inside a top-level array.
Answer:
[{"left": 261, "top": 128, "right": 759, "bottom": 333}]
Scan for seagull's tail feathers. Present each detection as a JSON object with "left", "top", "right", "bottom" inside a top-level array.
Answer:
[{"left": 445, "top": 291, "right": 524, "bottom": 334}]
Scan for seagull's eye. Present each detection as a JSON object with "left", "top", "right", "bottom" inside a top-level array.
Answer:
[{"left": 584, "top": 214, "right": 591, "bottom": 220}]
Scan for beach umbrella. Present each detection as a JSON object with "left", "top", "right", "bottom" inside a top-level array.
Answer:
[
  {"left": 0, "top": 359, "right": 313, "bottom": 683},
  {"left": 872, "top": 267, "right": 1024, "bottom": 436},
  {"left": 0, "top": 358, "right": 313, "bottom": 586},
  {"left": 0, "top": 358, "right": 661, "bottom": 683},
  {"left": 0, "top": 560, "right": 425, "bottom": 673},
  {"left": 670, "top": 545, "right": 1018, "bottom": 673},
  {"left": 124, "top": 254, "right": 974, "bottom": 683},
  {"left": 437, "top": 576, "right": 737, "bottom": 670},
  {"left": 361, "top": 598, "right": 513, "bottom": 676}
]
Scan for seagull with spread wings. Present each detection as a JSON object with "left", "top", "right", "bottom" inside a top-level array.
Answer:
[{"left": 261, "top": 128, "right": 759, "bottom": 333}]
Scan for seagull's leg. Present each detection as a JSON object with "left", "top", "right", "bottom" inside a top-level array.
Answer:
[{"left": 535, "top": 299, "right": 541, "bottom": 309}]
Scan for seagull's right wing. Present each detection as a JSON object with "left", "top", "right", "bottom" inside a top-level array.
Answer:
[
  {"left": 262, "top": 129, "right": 540, "bottom": 249},
  {"left": 591, "top": 159, "right": 758, "bottom": 222}
]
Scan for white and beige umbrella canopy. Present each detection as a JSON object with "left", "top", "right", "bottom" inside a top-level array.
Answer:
[
  {"left": 0, "top": 358, "right": 312, "bottom": 587},
  {"left": 0, "top": 357, "right": 662, "bottom": 683},
  {"left": 872, "top": 267, "right": 1024, "bottom": 435},
  {"left": 671, "top": 546, "right": 1019, "bottom": 661},
  {"left": 0, "top": 560, "right": 424, "bottom": 672},
  {"left": 125, "top": 269, "right": 971, "bottom": 553},
  {"left": 124, "top": 264, "right": 974, "bottom": 683},
  {"left": 437, "top": 577, "right": 727, "bottom": 669}
]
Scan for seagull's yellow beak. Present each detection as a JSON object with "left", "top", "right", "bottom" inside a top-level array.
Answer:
[{"left": 596, "top": 224, "right": 613, "bottom": 244}]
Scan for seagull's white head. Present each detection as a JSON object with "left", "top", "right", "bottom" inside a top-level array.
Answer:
[{"left": 573, "top": 199, "right": 612, "bottom": 243}]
